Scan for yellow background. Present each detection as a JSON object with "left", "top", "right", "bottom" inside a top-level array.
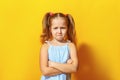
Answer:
[{"left": 0, "top": 0, "right": 120, "bottom": 80}]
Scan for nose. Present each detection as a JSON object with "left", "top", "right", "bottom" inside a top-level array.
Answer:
[{"left": 58, "top": 28, "right": 62, "bottom": 33}]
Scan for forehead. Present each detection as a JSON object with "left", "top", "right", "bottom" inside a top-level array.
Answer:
[{"left": 51, "top": 17, "right": 67, "bottom": 26}]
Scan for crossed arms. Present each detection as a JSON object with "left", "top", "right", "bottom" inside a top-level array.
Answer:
[{"left": 40, "top": 43, "right": 78, "bottom": 76}]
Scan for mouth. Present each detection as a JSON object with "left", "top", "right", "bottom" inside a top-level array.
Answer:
[
  {"left": 57, "top": 34, "right": 62, "bottom": 36},
  {"left": 57, "top": 35, "right": 62, "bottom": 36}
]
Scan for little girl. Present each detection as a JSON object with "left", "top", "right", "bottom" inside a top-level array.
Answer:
[{"left": 40, "top": 12, "right": 78, "bottom": 80}]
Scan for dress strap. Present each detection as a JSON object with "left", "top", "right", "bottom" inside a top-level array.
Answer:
[
  {"left": 66, "top": 40, "right": 71, "bottom": 45},
  {"left": 45, "top": 41, "right": 51, "bottom": 46},
  {"left": 67, "top": 40, "right": 71, "bottom": 43}
]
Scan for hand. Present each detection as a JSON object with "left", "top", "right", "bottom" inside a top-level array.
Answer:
[{"left": 67, "top": 59, "right": 73, "bottom": 64}]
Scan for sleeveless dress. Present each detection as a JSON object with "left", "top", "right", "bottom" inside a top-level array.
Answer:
[{"left": 41, "top": 41, "right": 71, "bottom": 80}]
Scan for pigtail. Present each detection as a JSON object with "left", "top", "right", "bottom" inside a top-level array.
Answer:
[
  {"left": 66, "top": 14, "right": 76, "bottom": 45},
  {"left": 40, "top": 12, "right": 51, "bottom": 44}
]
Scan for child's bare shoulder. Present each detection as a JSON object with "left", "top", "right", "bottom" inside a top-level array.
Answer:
[
  {"left": 68, "top": 42, "right": 76, "bottom": 49},
  {"left": 68, "top": 42, "right": 75, "bottom": 46},
  {"left": 68, "top": 42, "right": 77, "bottom": 54},
  {"left": 41, "top": 42, "right": 49, "bottom": 50}
]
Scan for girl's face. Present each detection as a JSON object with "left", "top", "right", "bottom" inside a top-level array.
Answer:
[{"left": 50, "top": 17, "right": 68, "bottom": 42}]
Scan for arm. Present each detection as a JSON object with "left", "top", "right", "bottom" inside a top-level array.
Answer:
[
  {"left": 49, "top": 43, "right": 78, "bottom": 73},
  {"left": 40, "top": 43, "right": 62, "bottom": 76}
]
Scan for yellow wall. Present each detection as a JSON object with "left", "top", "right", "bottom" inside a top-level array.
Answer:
[{"left": 0, "top": 0, "right": 120, "bottom": 80}]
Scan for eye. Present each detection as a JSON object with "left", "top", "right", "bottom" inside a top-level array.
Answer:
[
  {"left": 53, "top": 27, "right": 58, "bottom": 29},
  {"left": 61, "top": 27, "right": 67, "bottom": 29}
]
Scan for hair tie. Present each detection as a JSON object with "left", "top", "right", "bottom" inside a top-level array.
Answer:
[
  {"left": 64, "top": 14, "right": 68, "bottom": 16},
  {"left": 50, "top": 12, "right": 54, "bottom": 16}
]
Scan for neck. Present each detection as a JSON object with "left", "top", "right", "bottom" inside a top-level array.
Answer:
[{"left": 52, "top": 39, "right": 67, "bottom": 44}]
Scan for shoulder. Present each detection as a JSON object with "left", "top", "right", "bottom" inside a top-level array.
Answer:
[
  {"left": 68, "top": 42, "right": 76, "bottom": 47},
  {"left": 40, "top": 43, "right": 49, "bottom": 51},
  {"left": 68, "top": 42, "right": 76, "bottom": 51}
]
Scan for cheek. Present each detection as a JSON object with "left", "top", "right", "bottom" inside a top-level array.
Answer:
[
  {"left": 63, "top": 30, "right": 67, "bottom": 35},
  {"left": 51, "top": 30, "right": 56, "bottom": 35},
  {"left": 64, "top": 30, "right": 67, "bottom": 34}
]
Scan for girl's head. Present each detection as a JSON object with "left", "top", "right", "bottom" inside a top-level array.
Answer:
[{"left": 41, "top": 12, "right": 76, "bottom": 44}]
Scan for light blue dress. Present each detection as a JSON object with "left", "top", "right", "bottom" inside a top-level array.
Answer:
[{"left": 41, "top": 41, "right": 71, "bottom": 80}]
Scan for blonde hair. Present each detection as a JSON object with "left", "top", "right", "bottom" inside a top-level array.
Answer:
[{"left": 40, "top": 12, "right": 76, "bottom": 44}]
